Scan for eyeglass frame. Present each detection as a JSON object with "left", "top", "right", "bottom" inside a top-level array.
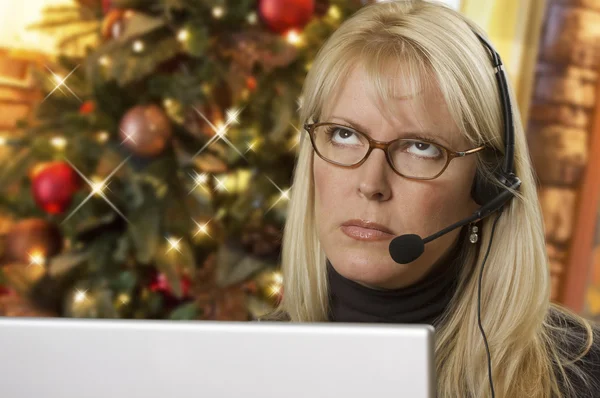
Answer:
[{"left": 304, "top": 122, "right": 487, "bottom": 181}]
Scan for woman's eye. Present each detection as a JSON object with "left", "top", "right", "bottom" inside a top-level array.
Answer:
[
  {"left": 330, "top": 128, "right": 360, "bottom": 144},
  {"left": 406, "top": 141, "right": 442, "bottom": 159}
]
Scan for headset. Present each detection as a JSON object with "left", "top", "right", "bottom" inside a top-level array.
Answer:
[{"left": 388, "top": 30, "right": 522, "bottom": 398}]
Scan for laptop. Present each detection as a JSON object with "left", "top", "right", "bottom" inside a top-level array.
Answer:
[{"left": 0, "top": 317, "right": 435, "bottom": 398}]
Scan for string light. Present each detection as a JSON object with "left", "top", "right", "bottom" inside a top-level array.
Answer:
[
  {"left": 328, "top": 5, "right": 342, "bottom": 20},
  {"left": 286, "top": 30, "right": 303, "bottom": 46},
  {"left": 273, "top": 271, "right": 283, "bottom": 285},
  {"left": 215, "top": 120, "right": 227, "bottom": 137},
  {"left": 163, "top": 98, "right": 175, "bottom": 108},
  {"left": 166, "top": 236, "right": 183, "bottom": 254},
  {"left": 91, "top": 176, "right": 107, "bottom": 196},
  {"left": 0, "top": 136, "right": 6, "bottom": 146},
  {"left": 246, "top": 12, "right": 258, "bottom": 24},
  {"left": 99, "top": 56, "right": 111, "bottom": 66},
  {"left": 74, "top": 289, "right": 88, "bottom": 303},
  {"left": 193, "top": 219, "right": 212, "bottom": 239},
  {"left": 117, "top": 293, "right": 130, "bottom": 305},
  {"left": 213, "top": 175, "right": 229, "bottom": 192},
  {"left": 225, "top": 108, "right": 241, "bottom": 125},
  {"left": 97, "top": 131, "right": 110, "bottom": 143},
  {"left": 28, "top": 250, "right": 46, "bottom": 267},
  {"left": 132, "top": 40, "right": 145, "bottom": 53},
  {"left": 51, "top": 136, "right": 67, "bottom": 150},
  {"left": 212, "top": 6, "right": 225, "bottom": 18},
  {"left": 177, "top": 29, "right": 189, "bottom": 42},
  {"left": 246, "top": 138, "right": 260, "bottom": 153}
]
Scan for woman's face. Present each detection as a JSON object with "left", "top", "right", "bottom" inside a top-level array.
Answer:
[{"left": 314, "top": 66, "right": 479, "bottom": 289}]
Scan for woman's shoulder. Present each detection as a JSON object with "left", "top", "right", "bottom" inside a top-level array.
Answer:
[{"left": 255, "top": 309, "right": 291, "bottom": 322}]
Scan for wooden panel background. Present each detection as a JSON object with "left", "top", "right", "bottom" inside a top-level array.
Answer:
[{"left": 527, "top": 0, "right": 600, "bottom": 306}]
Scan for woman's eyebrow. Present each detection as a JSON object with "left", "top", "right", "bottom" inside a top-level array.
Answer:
[
  {"left": 329, "top": 116, "right": 371, "bottom": 134},
  {"left": 328, "top": 115, "right": 453, "bottom": 146}
]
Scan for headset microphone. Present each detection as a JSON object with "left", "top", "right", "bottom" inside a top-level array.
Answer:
[{"left": 389, "top": 177, "right": 520, "bottom": 264}]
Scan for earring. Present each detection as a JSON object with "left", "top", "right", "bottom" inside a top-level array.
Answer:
[{"left": 469, "top": 223, "right": 479, "bottom": 244}]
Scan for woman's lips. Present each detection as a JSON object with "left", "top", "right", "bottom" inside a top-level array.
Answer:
[{"left": 340, "top": 225, "right": 395, "bottom": 241}]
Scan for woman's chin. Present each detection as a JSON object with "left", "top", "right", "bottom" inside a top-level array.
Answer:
[{"left": 329, "top": 257, "right": 409, "bottom": 289}]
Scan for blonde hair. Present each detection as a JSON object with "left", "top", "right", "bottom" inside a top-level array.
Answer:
[{"left": 266, "top": 1, "right": 598, "bottom": 396}]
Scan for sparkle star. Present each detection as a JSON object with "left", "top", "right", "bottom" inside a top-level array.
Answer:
[
  {"left": 120, "top": 128, "right": 137, "bottom": 146},
  {"left": 288, "top": 122, "right": 303, "bottom": 151},
  {"left": 192, "top": 219, "right": 212, "bottom": 239},
  {"left": 188, "top": 171, "right": 210, "bottom": 194},
  {"left": 166, "top": 236, "right": 183, "bottom": 254},
  {"left": 191, "top": 106, "right": 247, "bottom": 160},
  {"left": 27, "top": 250, "right": 45, "bottom": 268},
  {"left": 264, "top": 176, "right": 291, "bottom": 214},
  {"left": 74, "top": 289, "right": 88, "bottom": 303},
  {"left": 62, "top": 156, "right": 131, "bottom": 225},
  {"left": 213, "top": 175, "right": 229, "bottom": 192},
  {"left": 43, "top": 64, "right": 82, "bottom": 103}
]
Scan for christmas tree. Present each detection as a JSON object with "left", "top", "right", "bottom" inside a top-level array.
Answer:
[{"left": 0, "top": 0, "right": 366, "bottom": 320}]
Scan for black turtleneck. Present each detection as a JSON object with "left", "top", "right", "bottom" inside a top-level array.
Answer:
[{"left": 326, "top": 229, "right": 466, "bottom": 325}]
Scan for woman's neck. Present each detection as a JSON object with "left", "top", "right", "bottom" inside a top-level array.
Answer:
[{"left": 326, "top": 232, "right": 465, "bottom": 325}]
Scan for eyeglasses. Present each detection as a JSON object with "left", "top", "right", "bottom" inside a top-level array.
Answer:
[{"left": 304, "top": 122, "right": 486, "bottom": 180}]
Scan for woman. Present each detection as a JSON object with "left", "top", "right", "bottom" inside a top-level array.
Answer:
[{"left": 262, "top": 0, "right": 600, "bottom": 397}]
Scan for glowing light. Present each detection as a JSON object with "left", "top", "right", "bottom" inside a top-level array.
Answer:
[
  {"left": 188, "top": 171, "right": 210, "bottom": 194},
  {"left": 166, "top": 236, "right": 183, "bottom": 254},
  {"left": 91, "top": 177, "right": 107, "bottom": 195},
  {"left": 269, "top": 283, "right": 283, "bottom": 298},
  {"left": 225, "top": 108, "right": 241, "bottom": 125},
  {"left": 286, "top": 30, "right": 302, "bottom": 46},
  {"left": 193, "top": 219, "right": 212, "bottom": 239},
  {"left": 74, "top": 289, "right": 87, "bottom": 303},
  {"left": 132, "top": 40, "right": 145, "bottom": 53},
  {"left": 212, "top": 6, "right": 225, "bottom": 18},
  {"left": 120, "top": 128, "right": 137, "bottom": 146},
  {"left": 28, "top": 250, "right": 45, "bottom": 267},
  {"left": 213, "top": 176, "right": 229, "bottom": 192},
  {"left": 177, "top": 29, "right": 189, "bottom": 42},
  {"left": 190, "top": 105, "right": 247, "bottom": 160},
  {"left": 0, "top": 136, "right": 7, "bottom": 146},
  {"left": 288, "top": 122, "right": 303, "bottom": 151},
  {"left": 163, "top": 98, "right": 175, "bottom": 108},
  {"left": 99, "top": 56, "right": 110, "bottom": 66},
  {"left": 246, "top": 12, "right": 257, "bottom": 24},
  {"left": 97, "top": 131, "right": 110, "bottom": 143},
  {"left": 62, "top": 157, "right": 131, "bottom": 225},
  {"left": 264, "top": 176, "right": 292, "bottom": 214},
  {"left": 117, "top": 293, "right": 130, "bottom": 305},
  {"left": 328, "top": 5, "right": 342, "bottom": 20},
  {"left": 43, "top": 64, "right": 81, "bottom": 103},
  {"left": 246, "top": 138, "right": 260, "bottom": 153},
  {"left": 272, "top": 271, "right": 283, "bottom": 285},
  {"left": 51, "top": 136, "right": 67, "bottom": 150}
]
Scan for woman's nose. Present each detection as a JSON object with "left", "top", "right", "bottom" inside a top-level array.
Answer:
[{"left": 357, "top": 149, "right": 392, "bottom": 201}]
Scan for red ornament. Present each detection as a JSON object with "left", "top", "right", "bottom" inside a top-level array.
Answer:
[
  {"left": 79, "top": 100, "right": 96, "bottom": 115},
  {"left": 30, "top": 161, "right": 80, "bottom": 215},
  {"left": 258, "top": 0, "right": 315, "bottom": 34},
  {"left": 150, "top": 272, "right": 192, "bottom": 301}
]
